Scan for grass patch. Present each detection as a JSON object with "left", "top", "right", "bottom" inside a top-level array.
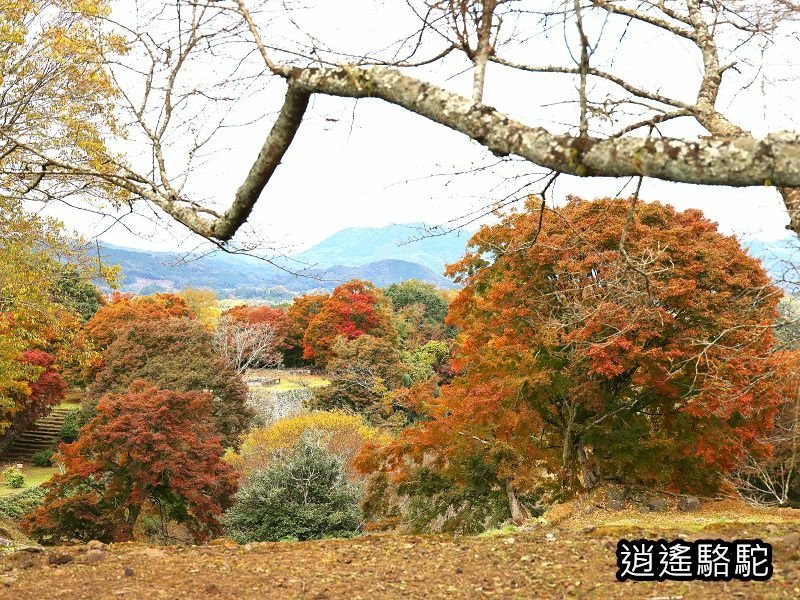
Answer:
[
  {"left": 247, "top": 370, "right": 330, "bottom": 392},
  {"left": 0, "top": 466, "right": 57, "bottom": 497},
  {"left": 270, "top": 375, "right": 330, "bottom": 391}
]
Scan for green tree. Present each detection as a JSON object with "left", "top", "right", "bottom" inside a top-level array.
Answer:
[
  {"left": 386, "top": 280, "right": 453, "bottom": 349},
  {"left": 224, "top": 434, "right": 362, "bottom": 542},
  {"left": 53, "top": 267, "right": 105, "bottom": 322}
]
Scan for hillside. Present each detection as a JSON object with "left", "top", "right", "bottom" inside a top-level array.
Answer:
[
  {"left": 293, "top": 223, "right": 470, "bottom": 274},
  {"left": 3, "top": 501, "right": 800, "bottom": 599}
]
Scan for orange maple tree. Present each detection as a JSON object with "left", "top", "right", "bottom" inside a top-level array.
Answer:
[
  {"left": 303, "top": 281, "right": 395, "bottom": 367},
  {"left": 367, "top": 197, "right": 784, "bottom": 521},
  {"left": 85, "top": 293, "right": 194, "bottom": 349},
  {"left": 284, "top": 293, "right": 328, "bottom": 365}
]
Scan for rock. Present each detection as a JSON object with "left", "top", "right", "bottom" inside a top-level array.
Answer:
[
  {"left": 84, "top": 549, "right": 105, "bottom": 564},
  {"left": 545, "top": 533, "right": 556, "bottom": 542},
  {"left": 47, "top": 552, "right": 74, "bottom": 566},
  {"left": 204, "top": 583, "right": 220, "bottom": 595},
  {"left": 86, "top": 540, "right": 105, "bottom": 551},
  {"left": 647, "top": 498, "right": 668, "bottom": 512},
  {"left": 0, "top": 538, "right": 13, "bottom": 549},
  {"left": 13, "top": 554, "right": 34, "bottom": 570},
  {"left": 124, "top": 567, "right": 134, "bottom": 577},
  {"left": 607, "top": 498, "right": 625, "bottom": 511},
  {"left": 0, "top": 576, "right": 17, "bottom": 587},
  {"left": 16, "top": 545, "right": 44, "bottom": 553},
  {"left": 677, "top": 496, "right": 701, "bottom": 512},
  {"left": 605, "top": 488, "right": 626, "bottom": 511},
  {"left": 582, "top": 525, "right": 597, "bottom": 534}
]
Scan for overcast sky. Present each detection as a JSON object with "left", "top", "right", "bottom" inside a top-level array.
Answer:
[{"left": 40, "top": 1, "right": 800, "bottom": 255}]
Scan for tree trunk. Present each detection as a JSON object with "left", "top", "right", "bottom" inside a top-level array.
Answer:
[
  {"left": 506, "top": 480, "right": 527, "bottom": 525},
  {"left": 577, "top": 442, "right": 601, "bottom": 489}
]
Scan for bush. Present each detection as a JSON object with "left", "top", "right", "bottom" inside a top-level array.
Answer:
[
  {"left": 31, "top": 449, "right": 53, "bottom": 467},
  {"left": 233, "top": 411, "right": 387, "bottom": 479},
  {"left": 0, "top": 487, "right": 47, "bottom": 520},
  {"left": 224, "top": 434, "right": 362, "bottom": 543},
  {"left": 3, "top": 467, "right": 25, "bottom": 489},
  {"left": 60, "top": 409, "right": 81, "bottom": 441}
]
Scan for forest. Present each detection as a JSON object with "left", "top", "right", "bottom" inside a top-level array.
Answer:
[{"left": 2, "top": 1, "right": 800, "bottom": 598}]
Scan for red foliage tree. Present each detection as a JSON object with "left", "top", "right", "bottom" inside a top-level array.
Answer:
[
  {"left": 224, "top": 304, "right": 288, "bottom": 332},
  {"left": 2, "top": 351, "right": 67, "bottom": 436},
  {"left": 23, "top": 382, "right": 237, "bottom": 544},
  {"left": 368, "top": 197, "right": 784, "bottom": 521},
  {"left": 303, "top": 281, "right": 395, "bottom": 367},
  {"left": 85, "top": 293, "right": 194, "bottom": 349},
  {"left": 86, "top": 318, "right": 252, "bottom": 448}
]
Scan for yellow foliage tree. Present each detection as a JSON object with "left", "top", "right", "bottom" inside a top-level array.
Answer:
[
  {"left": 0, "top": 0, "right": 126, "bottom": 205},
  {"left": 231, "top": 412, "right": 389, "bottom": 479},
  {"left": 0, "top": 197, "right": 116, "bottom": 430},
  {"left": 178, "top": 288, "right": 221, "bottom": 330}
]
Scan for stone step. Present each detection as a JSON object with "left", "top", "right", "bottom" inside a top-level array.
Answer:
[
  {"left": 7, "top": 443, "right": 53, "bottom": 451},
  {"left": 0, "top": 404, "right": 78, "bottom": 461}
]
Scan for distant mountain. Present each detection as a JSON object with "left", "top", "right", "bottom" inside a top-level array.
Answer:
[
  {"left": 99, "top": 224, "right": 465, "bottom": 300},
  {"left": 293, "top": 223, "right": 471, "bottom": 274},
  {"left": 100, "top": 226, "right": 798, "bottom": 301}
]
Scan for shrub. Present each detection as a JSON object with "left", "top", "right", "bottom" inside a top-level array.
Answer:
[
  {"left": 0, "top": 487, "right": 47, "bottom": 520},
  {"left": 3, "top": 467, "right": 25, "bottom": 489},
  {"left": 224, "top": 434, "right": 362, "bottom": 542},
  {"left": 31, "top": 449, "right": 53, "bottom": 467},
  {"left": 60, "top": 409, "right": 81, "bottom": 441},
  {"left": 233, "top": 411, "right": 388, "bottom": 478}
]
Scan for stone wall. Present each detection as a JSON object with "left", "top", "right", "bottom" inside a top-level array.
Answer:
[{"left": 246, "top": 388, "right": 313, "bottom": 425}]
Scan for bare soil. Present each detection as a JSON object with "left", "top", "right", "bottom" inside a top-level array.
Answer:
[{"left": 2, "top": 503, "right": 799, "bottom": 599}]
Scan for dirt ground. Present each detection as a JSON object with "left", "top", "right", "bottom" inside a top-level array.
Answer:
[{"left": 2, "top": 503, "right": 799, "bottom": 599}]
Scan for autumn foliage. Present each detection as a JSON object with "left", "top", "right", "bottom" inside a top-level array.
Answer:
[
  {"left": 23, "top": 383, "right": 238, "bottom": 544},
  {"left": 284, "top": 293, "right": 328, "bottom": 365},
  {"left": 224, "top": 304, "right": 289, "bottom": 338},
  {"left": 85, "top": 293, "right": 193, "bottom": 349},
  {"left": 368, "top": 198, "right": 784, "bottom": 521},
  {"left": 303, "top": 280, "right": 395, "bottom": 367},
  {"left": 86, "top": 317, "right": 252, "bottom": 448},
  {"left": 1, "top": 351, "right": 67, "bottom": 436},
  {"left": 230, "top": 411, "right": 388, "bottom": 479}
]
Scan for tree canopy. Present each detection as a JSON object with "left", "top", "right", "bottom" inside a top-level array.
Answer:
[
  {"left": 23, "top": 383, "right": 237, "bottom": 544},
  {"left": 10, "top": 1, "right": 800, "bottom": 241},
  {"left": 367, "top": 197, "right": 786, "bottom": 522},
  {"left": 86, "top": 317, "right": 252, "bottom": 449}
]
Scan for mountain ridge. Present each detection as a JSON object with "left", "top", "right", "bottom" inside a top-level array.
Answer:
[
  {"left": 99, "top": 223, "right": 469, "bottom": 300},
  {"left": 98, "top": 225, "right": 799, "bottom": 300}
]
